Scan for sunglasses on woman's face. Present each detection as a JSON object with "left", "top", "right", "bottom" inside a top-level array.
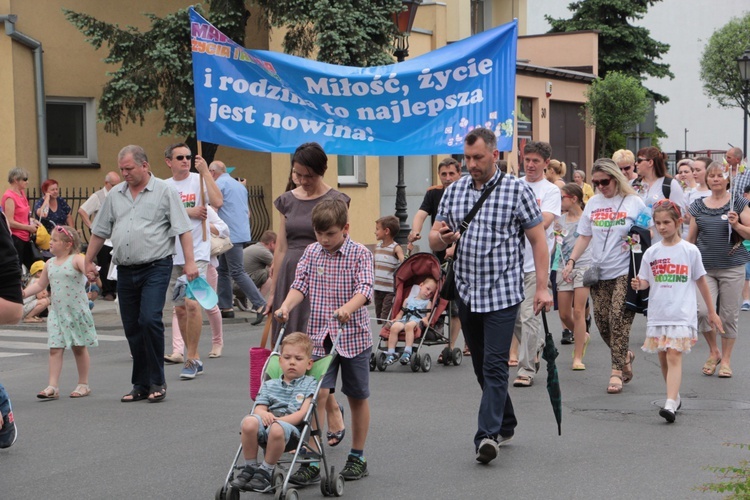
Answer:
[
  {"left": 619, "top": 165, "right": 632, "bottom": 172},
  {"left": 591, "top": 178, "right": 612, "bottom": 188}
]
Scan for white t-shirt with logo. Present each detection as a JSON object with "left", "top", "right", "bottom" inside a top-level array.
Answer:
[
  {"left": 577, "top": 194, "right": 646, "bottom": 280},
  {"left": 521, "top": 177, "right": 561, "bottom": 274},
  {"left": 165, "top": 173, "right": 211, "bottom": 264},
  {"left": 637, "top": 239, "right": 706, "bottom": 329}
]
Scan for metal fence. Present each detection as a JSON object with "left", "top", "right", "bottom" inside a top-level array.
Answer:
[{"left": 25, "top": 185, "right": 269, "bottom": 244}]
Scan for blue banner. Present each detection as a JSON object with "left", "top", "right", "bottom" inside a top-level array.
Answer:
[{"left": 190, "top": 8, "right": 517, "bottom": 155}]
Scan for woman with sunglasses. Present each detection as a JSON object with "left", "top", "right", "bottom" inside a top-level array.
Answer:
[
  {"left": 687, "top": 161, "right": 750, "bottom": 379},
  {"left": 562, "top": 159, "right": 647, "bottom": 394},
  {"left": 1, "top": 168, "right": 41, "bottom": 272},
  {"left": 632, "top": 147, "right": 685, "bottom": 245},
  {"left": 34, "top": 178, "right": 74, "bottom": 233},
  {"left": 612, "top": 149, "right": 638, "bottom": 184}
]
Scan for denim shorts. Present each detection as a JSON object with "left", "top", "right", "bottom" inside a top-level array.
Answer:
[
  {"left": 745, "top": 261, "right": 750, "bottom": 281},
  {"left": 249, "top": 414, "right": 301, "bottom": 446}
]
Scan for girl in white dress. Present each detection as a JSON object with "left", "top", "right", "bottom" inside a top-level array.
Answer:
[{"left": 631, "top": 201, "right": 722, "bottom": 422}]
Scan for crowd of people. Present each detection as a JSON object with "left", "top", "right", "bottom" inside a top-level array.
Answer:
[{"left": 1, "top": 137, "right": 747, "bottom": 488}]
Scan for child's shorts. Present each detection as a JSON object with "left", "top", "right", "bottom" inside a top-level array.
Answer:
[
  {"left": 22, "top": 298, "right": 38, "bottom": 317},
  {"left": 249, "top": 414, "right": 301, "bottom": 446},
  {"left": 321, "top": 337, "right": 370, "bottom": 400}
]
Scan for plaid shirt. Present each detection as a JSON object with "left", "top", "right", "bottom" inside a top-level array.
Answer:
[
  {"left": 437, "top": 168, "right": 542, "bottom": 312},
  {"left": 291, "top": 236, "right": 374, "bottom": 358},
  {"left": 732, "top": 169, "right": 750, "bottom": 199}
]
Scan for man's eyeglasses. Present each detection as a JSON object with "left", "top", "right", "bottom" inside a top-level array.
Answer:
[
  {"left": 592, "top": 178, "right": 612, "bottom": 188},
  {"left": 619, "top": 165, "right": 632, "bottom": 172},
  {"left": 172, "top": 155, "right": 192, "bottom": 161}
]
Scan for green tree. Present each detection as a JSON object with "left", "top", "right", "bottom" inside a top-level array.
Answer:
[
  {"left": 582, "top": 71, "right": 651, "bottom": 156},
  {"left": 251, "top": 0, "right": 403, "bottom": 67},
  {"left": 700, "top": 13, "right": 750, "bottom": 112},
  {"left": 64, "top": 1, "right": 249, "bottom": 162},
  {"left": 546, "top": 0, "right": 673, "bottom": 104}
]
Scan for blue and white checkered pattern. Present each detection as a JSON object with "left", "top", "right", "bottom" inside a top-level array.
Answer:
[
  {"left": 732, "top": 170, "right": 750, "bottom": 199},
  {"left": 254, "top": 374, "right": 318, "bottom": 416},
  {"left": 437, "top": 169, "right": 543, "bottom": 313}
]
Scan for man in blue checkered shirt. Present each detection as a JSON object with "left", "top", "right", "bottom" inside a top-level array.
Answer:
[{"left": 429, "top": 127, "right": 553, "bottom": 465}]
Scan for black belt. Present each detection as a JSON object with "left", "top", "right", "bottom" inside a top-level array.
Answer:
[{"left": 118, "top": 255, "right": 172, "bottom": 271}]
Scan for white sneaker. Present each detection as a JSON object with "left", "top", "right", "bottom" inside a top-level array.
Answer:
[{"left": 476, "top": 438, "right": 499, "bottom": 464}]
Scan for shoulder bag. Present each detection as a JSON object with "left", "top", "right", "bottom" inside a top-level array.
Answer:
[{"left": 440, "top": 172, "right": 504, "bottom": 300}]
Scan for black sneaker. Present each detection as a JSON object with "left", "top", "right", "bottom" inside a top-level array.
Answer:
[
  {"left": 561, "top": 329, "right": 574, "bottom": 345},
  {"left": 659, "top": 407, "right": 676, "bottom": 423},
  {"left": 289, "top": 464, "right": 320, "bottom": 486},
  {"left": 248, "top": 468, "right": 273, "bottom": 493},
  {"left": 0, "top": 408, "right": 17, "bottom": 449},
  {"left": 231, "top": 464, "right": 258, "bottom": 491},
  {"left": 341, "top": 454, "right": 368, "bottom": 480}
]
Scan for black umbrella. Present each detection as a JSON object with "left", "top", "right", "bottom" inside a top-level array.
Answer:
[{"left": 541, "top": 310, "right": 562, "bottom": 436}]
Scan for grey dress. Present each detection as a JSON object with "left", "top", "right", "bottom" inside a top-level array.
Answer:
[{"left": 271, "top": 189, "right": 350, "bottom": 341}]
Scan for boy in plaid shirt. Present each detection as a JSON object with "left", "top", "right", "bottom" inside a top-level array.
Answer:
[{"left": 276, "top": 198, "right": 374, "bottom": 483}]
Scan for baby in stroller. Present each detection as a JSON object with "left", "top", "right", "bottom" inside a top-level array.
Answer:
[
  {"left": 384, "top": 277, "right": 437, "bottom": 365},
  {"left": 232, "top": 333, "right": 317, "bottom": 493}
]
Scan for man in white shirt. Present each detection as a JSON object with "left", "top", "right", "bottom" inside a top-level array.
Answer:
[
  {"left": 164, "top": 143, "right": 223, "bottom": 380},
  {"left": 513, "top": 142, "right": 561, "bottom": 387},
  {"left": 78, "top": 171, "right": 120, "bottom": 300}
]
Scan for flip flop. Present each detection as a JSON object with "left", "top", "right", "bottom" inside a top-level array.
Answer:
[
  {"left": 622, "top": 351, "right": 635, "bottom": 384},
  {"left": 702, "top": 356, "right": 721, "bottom": 376},
  {"left": 121, "top": 388, "right": 149, "bottom": 402},
  {"left": 572, "top": 333, "right": 591, "bottom": 361},
  {"left": 571, "top": 362, "right": 586, "bottom": 371},
  {"left": 327, "top": 404, "right": 346, "bottom": 447}
]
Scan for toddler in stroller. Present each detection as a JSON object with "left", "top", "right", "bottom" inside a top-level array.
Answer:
[
  {"left": 231, "top": 332, "right": 316, "bottom": 493},
  {"left": 384, "top": 277, "right": 437, "bottom": 366}
]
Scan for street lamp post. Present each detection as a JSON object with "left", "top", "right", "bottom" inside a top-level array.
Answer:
[
  {"left": 391, "top": 0, "right": 422, "bottom": 244},
  {"left": 738, "top": 48, "right": 750, "bottom": 158}
]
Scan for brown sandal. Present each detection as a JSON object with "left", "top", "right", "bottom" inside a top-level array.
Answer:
[
  {"left": 702, "top": 356, "right": 721, "bottom": 376},
  {"left": 622, "top": 351, "right": 635, "bottom": 384},
  {"left": 607, "top": 375, "right": 623, "bottom": 394},
  {"left": 717, "top": 365, "right": 733, "bottom": 378}
]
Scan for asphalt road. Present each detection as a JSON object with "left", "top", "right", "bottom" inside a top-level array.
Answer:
[{"left": 0, "top": 307, "right": 747, "bottom": 499}]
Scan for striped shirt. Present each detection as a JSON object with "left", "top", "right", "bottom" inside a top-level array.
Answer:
[
  {"left": 689, "top": 196, "right": 750, "bottom": 269},
  {"left": 254, "top": 374, "right": 317, "bottom": 416},
  {"left": 291, "top": 236, "right": 374, "bottom": 358},
  {"left": 92, "top": 174, "right": 192, "bottom": 266},
  {"left": 373, "top": 241, "right": 400, "bottom": 292},
  {"left": 436, "top": 168, "right": 543, "bottom": 312}
]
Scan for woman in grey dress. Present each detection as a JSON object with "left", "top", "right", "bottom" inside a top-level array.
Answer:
[{"left": 267, "top": 142, "right": 350, "bottom": 446}]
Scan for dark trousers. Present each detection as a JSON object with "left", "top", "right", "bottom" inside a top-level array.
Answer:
[
  {"left": 97, "top": 245, "right": 116, "bottom": 297},
  {"left": 11, "top": 235, "right": 33, "bottom": 273},
  {"left": 458, "top": 299, "right": 519, "bottom": 449},
  {"left": 117, "top": 257, "right": 172, "bottom": 392}
]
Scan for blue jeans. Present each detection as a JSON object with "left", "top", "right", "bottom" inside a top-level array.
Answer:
[
  {"left": 0, "top": 383, "right": 10, "bottom": 420},
  {"left": 217, "top": 243, "right": 266, "bottom": 310},
  {"left": 117, "top": 257, "right": 173, "bottom": 392},
  {"left": 458, "top": 300, "right": 519, "bottom": 449}
]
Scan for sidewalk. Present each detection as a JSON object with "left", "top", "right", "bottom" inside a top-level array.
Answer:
[{"left": 7, "top": 296, "right": 261, "bottom": 332}]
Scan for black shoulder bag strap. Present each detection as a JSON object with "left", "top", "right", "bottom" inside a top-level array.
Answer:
[{"left": 454, "top": 171, "right": 505, "bottom": 254}]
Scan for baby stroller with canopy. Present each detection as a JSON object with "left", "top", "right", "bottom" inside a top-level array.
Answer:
[{"left": 370, "top": 252, "right": 462, "bottom": 372}]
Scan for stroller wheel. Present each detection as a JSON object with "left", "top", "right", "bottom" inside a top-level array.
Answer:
[
  {"left": 320, "top": 475, "right": 332, "bottom": 497},
  {"left": 376, "top": 351, "right": 387, "bottom": 371},
  {"left": 272, "top": 469, "right": 285, "bottom": 489},
  {"left": 410, "top": 353, "right": 421, "bottom": 372},
  {"left": 225, "top": 484, "right": 240, "bottom": 500},
  {"left": 452, "top": 347, "right": 463, "bottom": 366},
  {"left": 333, "top": 473, "right": 345, "bottom": 497},
  {"left": 276, "top": 487, "right": 299, "bottom": 500},
  {"left": 441, "top": 347, "right": 452, "bottom": 366},
  {"left": 421, "top": 353, "right": 432, "bottom": 372},
  {"left": 369, "top": 353, "right": 376, "bottom": 371},
  {"left": 215, "top": 486, "right": 226, "bottom": 500}
]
